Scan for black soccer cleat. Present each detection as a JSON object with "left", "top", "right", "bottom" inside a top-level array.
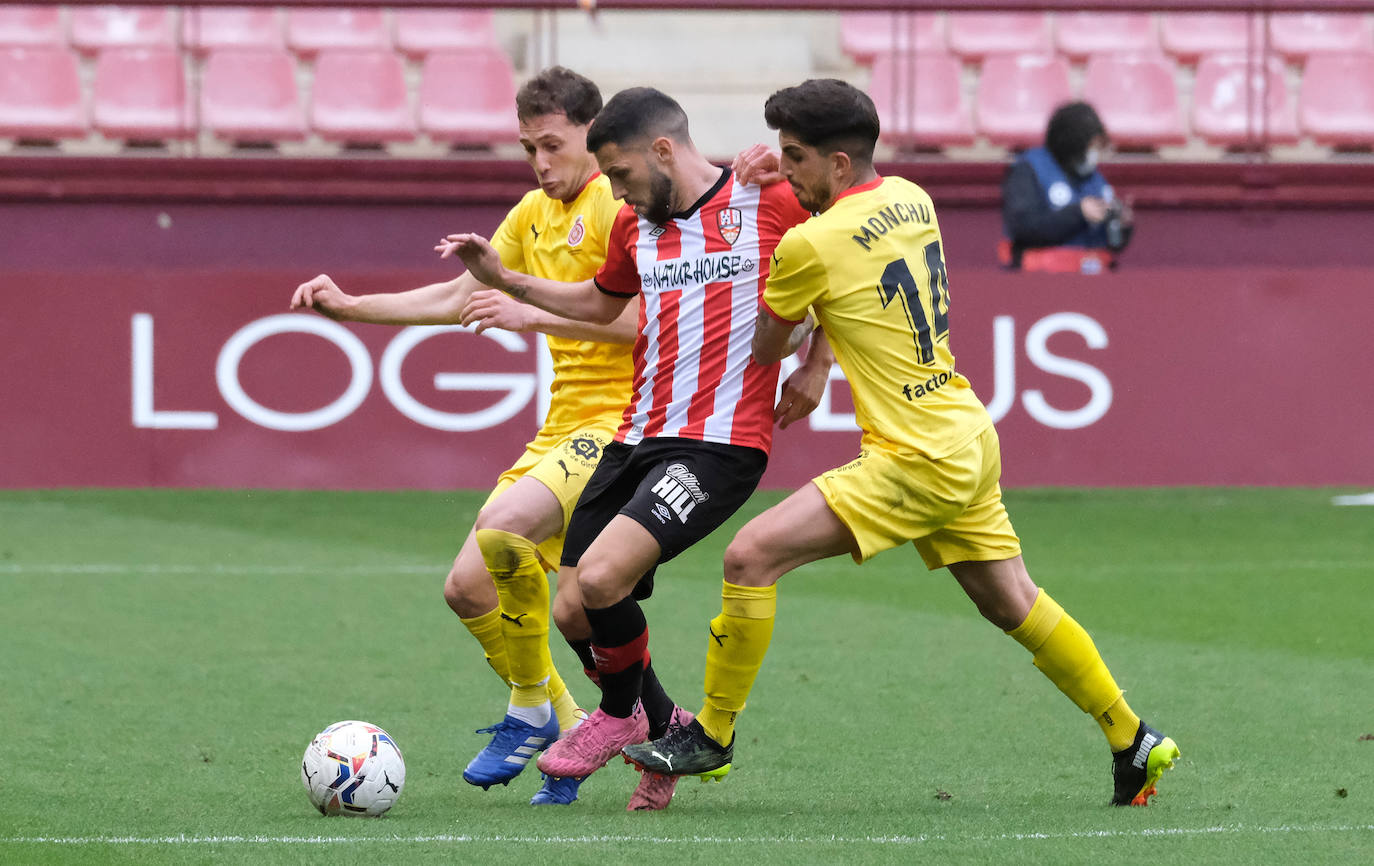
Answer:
[
  {"left": 622, "top": 719, "right": 732, "bottom": 782},
  {"left": 1111, "top": 721, "right": 1180, "bottom": 806}
]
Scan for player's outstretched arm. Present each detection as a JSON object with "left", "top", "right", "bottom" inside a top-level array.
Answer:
[
  {"left": 752, "top": 310, "right": 816, "bottom": 366},
  {"left": 460, "top": 288, "right": 638, "bottom": 344},
  {"left": 774, "top": 328, "right": 833, "bottom": 430},
  {"left": 437, "top": 233, "right": 628, "bottom": 325},
  {"left": 291, "top": 272, "right": 481, "bottom": 326}
]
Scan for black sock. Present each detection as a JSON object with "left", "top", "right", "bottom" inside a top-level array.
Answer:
[
  {"left": 583, "top": 596, "right": 648, "bottom": 719},
  {"left": 641, "top": 663, "right": 676, "bottom": 739}
]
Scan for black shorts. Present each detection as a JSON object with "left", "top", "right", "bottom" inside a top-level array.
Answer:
[{"left": 561, "top": 437, "right": 769, "bottom": 579}]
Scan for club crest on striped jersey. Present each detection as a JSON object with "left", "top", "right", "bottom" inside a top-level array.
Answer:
[
  {"left": 567, "top": 214, "right": 586, "bottom": 247},
  {"left": 716, "top": 208, "right": 743, "bottom": 246}
]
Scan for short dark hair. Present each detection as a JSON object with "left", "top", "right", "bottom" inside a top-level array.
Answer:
[
  {"left": 515, "top": 66, "right": 602, "bottom": 126},
  {"left": 1045, "top": 101, "right": 1106, "bottom": 168},
  {"left": 585, "top": 87, "right": 690, "bottom": 153},
  {"left": 764, "top": 78, "right": 880, "bottom": 165}
]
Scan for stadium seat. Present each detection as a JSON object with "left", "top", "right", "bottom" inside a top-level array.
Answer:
[
  {"left": 1055, "top": 13, "right": 1158, "bottom": 61},
  {"left": 1191, "top": 54, "right": 1299, "bottom": 146},
  {"left": 0, "top": 45, "right": 86, "bottom": 139},
  {"left": 868, "top": 51, "right": 974, "bottom": 149},
  {"left": 201, "top": 47, "right": 306, "bottom": 143},
  {"left": 310, "top": 48, "right": 415, "bottom": 144},
  {"left": 839, "top": 12, "right": 943, "bottom": 63},
  {"left": 1082, "top": 54, "right": 1187, "bottom": 148},
  {"left": 394, "top": 9, "right": 499, "bottom": 58},
  {"left": 419, "top": 46, "right": 519, "bottom": 146},
  {"left": 975, "top": 54, "right": 1072, "bottom": 147},
  {"left": 286, "top": 8, "right": 389, "bottom": 56},
  {"left": 947, "top": 13, "right": 1051, "bottom": 60},
  {"left": 1299, "top": 53, "right": 1374, "bottom": 147},
  {"left": 92, "top": 46, "right": 193, "bottom": 141},
  {"left": 1269, "top": 13, "right": 1372, "bottom": 60},
  {"left": 1160, "top": 13, "right": 1263, "bottom": 63},
  {"left": 182, "top": 8, "right": 283, "bottom": 54},
  {"left": 0, "top": 6, "right": 63, "bottom": 47},
  {"left": 70, "top": 6, "right": 177, "bottom": 54}
]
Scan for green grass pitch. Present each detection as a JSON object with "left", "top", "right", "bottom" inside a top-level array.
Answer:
[{"left": 2, "top": 487, "right": 1371, "bottom": 865}]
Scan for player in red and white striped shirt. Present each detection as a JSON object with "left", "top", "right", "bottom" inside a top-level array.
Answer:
[{"left": 441, "top": 87, "right": 831, "bottom": 793}]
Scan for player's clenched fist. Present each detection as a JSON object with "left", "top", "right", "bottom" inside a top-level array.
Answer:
[{"left": 291, "top": 274, "right": 356, "bottom": 320}]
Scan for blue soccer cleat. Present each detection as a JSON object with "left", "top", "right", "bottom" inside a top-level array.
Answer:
[
  {"left": 463, "top": 714, "right": 560, "bottom": 789},
  {"left": 529, "top": 773, "right": 584, "bottom": 805}
]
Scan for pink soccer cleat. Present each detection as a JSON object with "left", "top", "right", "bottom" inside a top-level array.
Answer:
[
  {"left": 536, "top": 704, "right": 648, "bottom": 778},
  {"left": 625, "top": 706, "right": 695, "bottom": 811}
]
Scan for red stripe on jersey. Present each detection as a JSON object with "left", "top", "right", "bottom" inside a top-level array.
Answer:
[
  {"left": 655, "top": 221, "right": 682, "bottom": 261},
  {"left": 678, "top": 234, "right": 735, "bottom": 439},
  {"left": 641, "top": 288, "right": 681, "bottom": 439}
]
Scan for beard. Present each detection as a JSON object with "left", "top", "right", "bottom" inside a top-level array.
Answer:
[{"left": 641, "top": 165, "right": 676, "bottom": 225}]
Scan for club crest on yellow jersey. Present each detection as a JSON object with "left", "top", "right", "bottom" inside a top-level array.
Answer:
[{"left": 567, "top": 214, "right": 586, "bottom": 247}]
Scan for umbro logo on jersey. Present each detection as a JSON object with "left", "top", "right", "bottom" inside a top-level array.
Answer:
[
  {"left": 717, "top": 207, "right": 742, "bottom": 246},
  {"left": 567, "top": 214, "right": 586, "bottom": 247},
  {"left": 649, "top": 226, "right": 666, "bottom": 237}
]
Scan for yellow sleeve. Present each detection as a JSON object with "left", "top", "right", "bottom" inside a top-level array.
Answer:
[
  {"left": 762, "top": 228, "right": 828, "bottom": 324},
  {"left": 489, "top": 194, "right": 531, "bottom": 272}
]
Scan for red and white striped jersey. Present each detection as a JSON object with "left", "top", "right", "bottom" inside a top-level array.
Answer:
[{"left": 594, "top": 169, "right": 810, "bottom": 454}]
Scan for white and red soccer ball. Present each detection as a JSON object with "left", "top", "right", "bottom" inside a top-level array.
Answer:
[{"left": 300, "top": 720, "right": 405, "bottom": 817}]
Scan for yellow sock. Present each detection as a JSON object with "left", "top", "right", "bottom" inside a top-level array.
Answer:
[
  {"left": 546, "top": 668, "right": 582, "bottom": 732},
  {"left": 699, "top": 581, "right": 776, "bottom": 747},
  {"left": 475, "top": 529, "right": 555, "bottom": 710},
  {"left": 1006, "top": 589, "right": 1137, "bottom": 751},
  {"left": 458, "top": 607, "right": 510, "bottom": 687}
]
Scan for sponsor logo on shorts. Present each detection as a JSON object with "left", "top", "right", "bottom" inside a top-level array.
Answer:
[
  {"left": 650, "top": 463, "right": 709, "bottom": 523},
  {"left": 901, "top": 371, "right": 953, "bottom": 401},
  {"left": 834, "top": 450, "right": 869, "bottom": 473},
  {"left": 652, "top": 503, "right": 672, "bottom": 524},
  {"left": 568, "top": 436, "right": 602, "bottom": 462}
]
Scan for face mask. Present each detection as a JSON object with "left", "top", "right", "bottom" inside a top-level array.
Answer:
[{"left": 1074, "top": 148, "right": 1100, "bottom": 176}]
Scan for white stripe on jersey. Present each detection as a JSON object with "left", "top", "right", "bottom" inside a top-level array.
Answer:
[{"left": 697, "top": 180, "right": 761, "bottom": 444}]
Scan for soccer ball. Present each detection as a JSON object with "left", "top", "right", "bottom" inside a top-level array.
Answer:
[{"left": 300, "top": 720, "right": 406, "bottom": 817}]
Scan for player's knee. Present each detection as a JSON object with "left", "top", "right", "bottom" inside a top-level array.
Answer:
[
  {"left": 723, "top": 529, "right": 774, "bottom": 586},
  {"left": 576, "top": 560, "right": 632, "bottom": 608},
  {"left": 442, "top": 558, "right": 492, "bottom": 618},
  {"left": 551, "top": 586, "right": 589, "bottom": 640}
]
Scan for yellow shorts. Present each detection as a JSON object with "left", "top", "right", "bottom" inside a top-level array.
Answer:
[
  {"left": 482, "top": 423, "right": 618, "bottom": 569},
  {"left": 813, "top": 425, "right": 1022, "bottom": 569}
]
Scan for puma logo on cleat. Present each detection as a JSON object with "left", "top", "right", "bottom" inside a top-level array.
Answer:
[
  {"left": 1132, "top": 733, "right": 1159, "bottom": 769},
  {"left": 710, "top": 627, "right": 727, "bottom": 646},
  {"left": 651, "top": 750, "right": 673, "bottom": 772},
  {"left": 500, "top": 612, "right": 529, "bottom": 627}
]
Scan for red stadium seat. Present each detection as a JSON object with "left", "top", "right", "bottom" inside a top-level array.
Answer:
[
  {"left": 0, "top": 45, "right": 86, "bottom": 139},
  {"left": 839, "top": 12, "right": 943, "bottom": 64},
  {"left": 1269, "top": 13, "right": 1372, "bottom": 60},
  {"left": 201, "top": 48, "right": 306, "bottom": 143},
  {"left": 1160, "top": 13, "right": 1263, "bottom": 63},
  {"left": 868, "top": 51, "right": 974, "bottom": 149},
  {"left": 1299, "top": 53, "right": 1374, "bottom": 147},
  {"left": 70, "top": 6, "right": 177, "bottom": 54},
  {"left": 1083, "top": 54, "right": 1187, "bottom": 148},
  {"left": 310, "top": 48, "right": 415, "bottom": 144},
  {"left": 286, "top": 8, "right": 389, "bottom": 56},
  {"left": 92, "top": 46, "right": 193, "bottom": 141},
  {"left": 1055, "top": 13, "right": 1158, "bottom": 61},
  {"left": 0, "top": 6, "right": 63, "bottom": 47},
  {"left": 947, "top": 13, "right": 1051, "bottom": 60},
  {"left": 394, "top": 9, "right": 498, "bottom": 58},
  {"left": 975, "top": 54, "right": 1071, "bottom": 148},
  {"left": 1191, "top": 53, "right": 1299, "bottom": 147},
  {"left": 419, "top": 46, "right": 519, "bottom": 146},
  {"left": 182, "top": 8, "right": 283, "bottom": 55}
]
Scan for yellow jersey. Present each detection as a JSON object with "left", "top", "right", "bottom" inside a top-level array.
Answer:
[
  {"left": 488, "top": 174, "right": 633, "bottom": 432},
  {"left": 762, "top": 175, "right": 989, "bottom": 458}
]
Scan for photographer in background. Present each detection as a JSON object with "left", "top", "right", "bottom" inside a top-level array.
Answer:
[{"left": 1000, "top": 101, "right": 1132, "bottom": 274}]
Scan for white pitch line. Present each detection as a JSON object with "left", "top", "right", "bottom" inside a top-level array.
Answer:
[
  {"left": 0, "top": 563, "right": 439, "bottom": 576},
  {"left": 3, "top": 825, "right": 1372, "bottom": 846}
]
